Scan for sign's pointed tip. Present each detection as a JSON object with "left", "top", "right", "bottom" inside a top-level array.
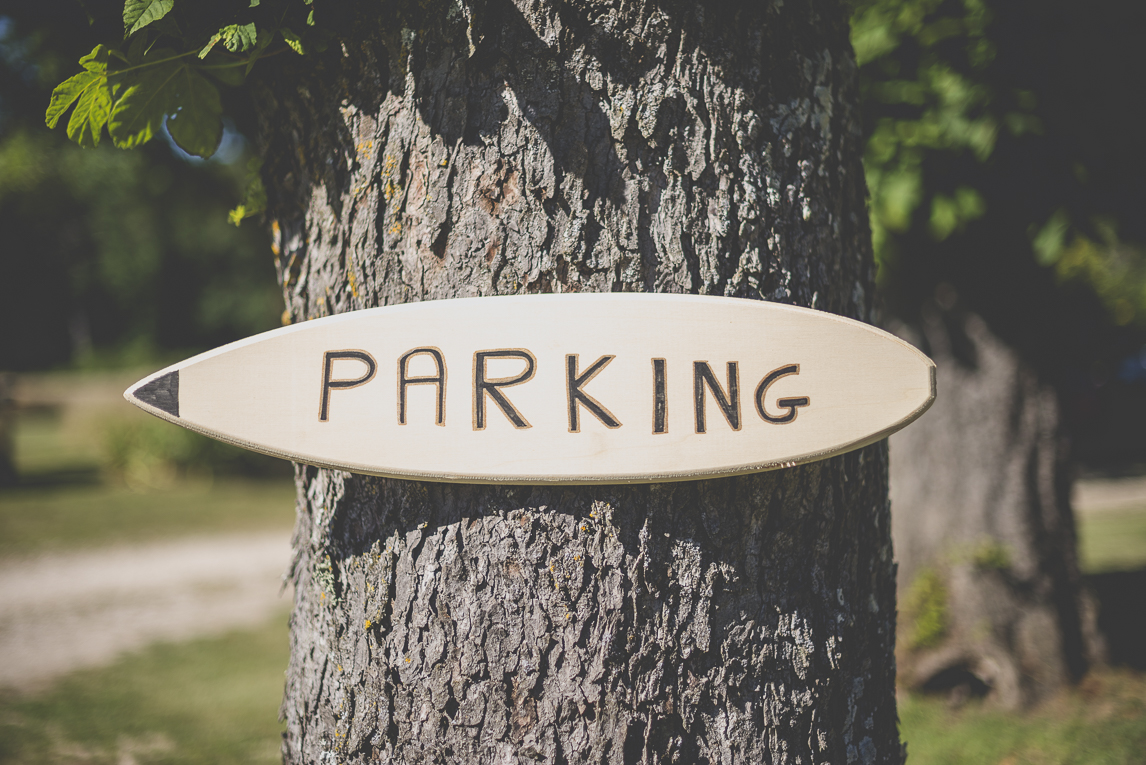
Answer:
[{"left": 128, "top": 370, "right": 180, "bottom": 418}]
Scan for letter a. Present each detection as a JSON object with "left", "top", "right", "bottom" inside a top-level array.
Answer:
[{"left": 398, "top": 347, "right": 447, "bottom": 425}]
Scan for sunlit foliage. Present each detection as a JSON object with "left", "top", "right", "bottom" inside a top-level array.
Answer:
[
  {"left": 0, "top": 8, "right": 280, "bottom": 369},
  {"left": 851, "top": 0, "right": 1146, "bottom": 327}
]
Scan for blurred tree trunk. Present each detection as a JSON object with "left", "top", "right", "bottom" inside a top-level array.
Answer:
[
  {"left": 255, "top": 0, "right": 902, "bottom": 761},
  {"left": 0, "top": 374, "right": 15, "bottom": 486},
  {"left": 889, "top": 295, "right": 1104, "bottom": 708}
]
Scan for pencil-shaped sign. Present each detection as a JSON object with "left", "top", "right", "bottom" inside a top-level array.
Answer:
[{"left": 125, "top": 294, "right": 935, "bottom": 484}]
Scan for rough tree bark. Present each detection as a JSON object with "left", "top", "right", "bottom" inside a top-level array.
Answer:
[
  {"left": 889, "top": 294, "right": 1103, "bottom": 708},
  {"left": 255, "top": 0, "right": 901, "bottom": 761}
]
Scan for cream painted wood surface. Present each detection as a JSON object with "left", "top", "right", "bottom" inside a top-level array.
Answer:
[{"left": 125, "top": 294, "right": 935, "bottom": 484}]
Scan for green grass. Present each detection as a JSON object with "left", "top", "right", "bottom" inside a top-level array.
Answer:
[
  {"left": 1079, "top": 507, "right": 1146, "bottom": 574},
  {"left": 0, "top": 377, "right": 297, "bottom": 763},
  {"left": 1, "top": 620, "right": 1142, "bottom": 765},
  {"left": 13, "top": 408, "right": 105, "bottom": 478},
  {"left": 4, "top": 372, "right": 1145, "bottom": 764},
  {"left": 899, "top": 507, "right": 1146, "bottom": 763},
  {"left": 0, "top": 615, "right": 290, "bottom": 765},
  {"left": 2, "top": 396, "right": 295, "bottom": 557},
  {"left": 0, "top": 477, "right": 296, "bottom": 556},
  {"left": 899, "top": 670, "right": 1146, "bottom": 764}
]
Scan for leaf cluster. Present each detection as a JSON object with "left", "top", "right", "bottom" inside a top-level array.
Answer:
[
  {"left": 902, "top": 567, "right": 949, "bottom": 650},
  {"left": 852, "top": 0, "right": 1146, "bottom": 331},
  {"left": 851, "top": 0, "right": 1034, "bottom": 269},
  {"left": 44, "top": 1, "right": 327, "bottom": 168}
]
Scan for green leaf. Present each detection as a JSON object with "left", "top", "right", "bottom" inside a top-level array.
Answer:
[
  {"left": 280, "top": 28, "right": 305, "bottom": 55},
  {"left": 223, "top": 23, "right": 258, "bottom": 52},
  {"left": 165, "top": 68, "right": 223, "bottom": 158},
  {"left": 108, "top": 52, "right": 182, "bottom": 149},
  {"left": 229, "top": 157, "right": 266, "bottom": 225},
  {"left": 228, "top": 204, "right": 251, "bottom": 225},
  {"left": 67, "top": 74, "right": 113, "bottom": 147},
  {"left": 202, "top": 22, "right": 259, "bottom": 58},
  {"left": 199, "top": 57, "right": 245, "bottom": 87},
  {"left": 79, "top": 43, "right": 109, "bottom": 73},
  {"left": 250, "top": 0, "right": 260, "bottom": 6},
  {"left": 46, "top": 63, "right": 112, "bottom": 148},
  {"left": 198, "top": 33, "right": 223, "bottom": 59},
  {"left": 108, "top": 47, "right": 224, "bottom": 157},
  {"left": 46, "top": 70, "right": 99, "bottom": 128},
  {"left": 123, "top": 0, "right": 174, "bottom": 36},
  {"left": 243, "top": 29, "right": 275, "bottom": 76},
  {"left": 124, "top": 33, "right": 148, "bottom": 65}
]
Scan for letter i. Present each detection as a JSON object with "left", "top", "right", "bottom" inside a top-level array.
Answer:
[{"left": 652, "top": 358, "right": 668, "bottom": 434}]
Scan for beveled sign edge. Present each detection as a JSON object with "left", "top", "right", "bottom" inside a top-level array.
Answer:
[{"left": 124, "top": 293, "right": 938, "bottom": 485}]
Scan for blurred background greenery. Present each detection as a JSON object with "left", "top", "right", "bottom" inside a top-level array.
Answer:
[
  {"left": 1, "top": 0, "right": 1145, "bottom": 762},
  {"left": 0, "top": 2, "right": 279, "bottom": 375},
  {"left": 854, "top": 0, "right": 1146, "bottom": 467},
  {"left": 0, "top": 3, "right": 296, "bottom": 762}
]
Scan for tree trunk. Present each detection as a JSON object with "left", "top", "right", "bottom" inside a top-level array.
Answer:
[
  {"left": 889, "top": 295, "right": 1103, "bottom": 708},
  {"left": 255, "top": 1, "right": 901, "bottom": 761},
  {"left": 0, "top": 373, "right": 15, "bottom": 487}
]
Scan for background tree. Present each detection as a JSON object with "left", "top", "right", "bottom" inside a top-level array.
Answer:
[{"left": 851, "top": 0, "right": 1146, "bottom": 706}]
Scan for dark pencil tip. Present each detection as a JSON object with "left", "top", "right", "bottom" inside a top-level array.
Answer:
[{"left": 132, "top": 370, "right": 179, "bottom": 418}]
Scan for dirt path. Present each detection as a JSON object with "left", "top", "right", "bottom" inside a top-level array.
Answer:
[
  {"left": 1075, "top": 475, "right": 1146, "bottom": 516},
  {"left": 0, "top": 530, "right": 292, "bottom": 691},
  {"left": 0, "top": 475, "right": 1139, "bottom": 694}
]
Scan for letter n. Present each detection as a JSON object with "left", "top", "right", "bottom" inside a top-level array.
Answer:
[{"left": 693, "top": 361, "right": 741, "bottom": 433}]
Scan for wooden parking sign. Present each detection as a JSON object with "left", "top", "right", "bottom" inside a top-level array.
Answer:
[{"left": 126, "top": 294, "right": 935, "bottom": 484}]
